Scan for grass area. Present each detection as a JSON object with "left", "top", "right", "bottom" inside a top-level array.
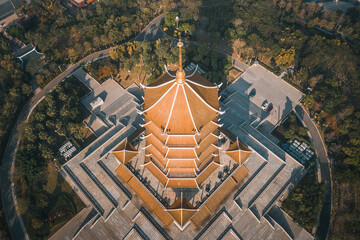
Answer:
[
  {"left": 14, "top": 76, "right": 92, "bottom": 239},
  {"left": 330, "top": 168, "right": 360, "bottom": 239},
  {"left": 282, "top": 163, "right": 326, "bottom": 232},
  {"left": 15, "top": 163, "right": 85, "bottom": 239},
  {"left": 272, "top": 112, "right": 313, "bottom": 148}
]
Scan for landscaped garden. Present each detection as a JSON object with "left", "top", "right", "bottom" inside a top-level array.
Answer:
[
  {"left": 15, "top": 163, "right": 85, "bottom": 239},
  {"left": 14, "top": 76, "right": 92, "bottom": 239}
]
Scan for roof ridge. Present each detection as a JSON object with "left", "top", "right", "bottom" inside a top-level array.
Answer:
[{"left": 184, "top": 82, "right": 221, "bottom": 114}]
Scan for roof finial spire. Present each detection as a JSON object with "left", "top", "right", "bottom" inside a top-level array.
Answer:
[{"left": 176, "top": 37, "right": 186, "bottom": 84}]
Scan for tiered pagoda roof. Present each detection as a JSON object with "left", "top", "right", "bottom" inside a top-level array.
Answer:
[
  {"left": 112, "top": 40, "right": 252, "bottom": 230},
  {"left": 139, "top": 41, "right": 223, "bottom": 188},
  {"left": 112, "top": 139, "right": 137, "bottom": 164}
]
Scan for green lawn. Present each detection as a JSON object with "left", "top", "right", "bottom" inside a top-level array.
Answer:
[{"left": 16, "top": 164, "right": 85, "bottom": 239}]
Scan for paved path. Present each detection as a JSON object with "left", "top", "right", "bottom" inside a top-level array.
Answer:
[
  {"left": 294, "top": 105, "right": 331, "bottom": 240},
  {"left": 0, "top": 14, "right": 165, "bottom": 240}
]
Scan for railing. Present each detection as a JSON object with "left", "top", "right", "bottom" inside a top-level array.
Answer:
[
  {"left": 195, "top": 164, "right": 239, "bottom": 208},
  {"left": 80, "top": 163, "right": 118, "bottom": 207},
  {"left": 247, "top": 164, "right": 286, "bottom": 208},
  {"left": 234, "top": 161, "right": 268, "bottom": 199},
  {"left": 216, "top": 224, "right": 242, "bottom": 240},
  {"left": 97, "top": 160, "right": 132, "bottom": 199},
  {"left": 139, "top": 207, "right": 172, "bottom": 240},
  {"left": 63, "top": 165, "right": 105, "bottom": 215},
  {"left": 194, "top": 207, "right": 232, "bottom": 240},
  {"left": 262, "top": 167, "right": 303, "bottom": 215},
  {"left": 130, "top": 223, "right": 151, "bottom": 240}
]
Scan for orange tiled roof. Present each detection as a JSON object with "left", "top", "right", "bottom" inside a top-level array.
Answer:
[
  {"left": 225, "top": 139, "right": 252, "bottom": 165},
  {"left": 112, "top": 139, "right": 137, "bottom": 164},
  {"left": 167, "top": 195, "right": 197, "bottom": 228},
  {"left": 140, "top": 41, "right": 222, "bottom": 188}
]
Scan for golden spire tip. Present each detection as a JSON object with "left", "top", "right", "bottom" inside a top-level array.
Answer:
[{"left": 176, "top": 38, "right": 185, "bottom": 83}]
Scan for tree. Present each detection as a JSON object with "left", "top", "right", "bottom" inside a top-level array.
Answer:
[
  {"left": 67, "top": 122, "right": 77, "bottom": 134},
  {"left": 275, "top": 47, "right": 295, "bottom": 67},
  {"left": 73, "top": 128, "right": 83, "bottom": 141},
  {"left": 17, "top": 197, "right": 29, "bottom": 215},
  {"left": 60, "top": 105, "right": 69, "bottom": 117},
  {"left": 31, "top": 218, "right": 43, "bottom": 229},
  {"left": 39, "top": 143, "right": 54, "bottom": 160},
  {"left": 68, "top": 48, "right": 79, "bottom": 63},
  {"left": 35, "top": 193, "right": 49, "bottom": 208},
  {"left": 55, "top": 122, "right": 66, "bottom": 136},
  {"left": 22, "top": 84, "right": 32, "bottom": 95},
  {"left": 164, "top": 12, "right": 178, "bottom": 28}
]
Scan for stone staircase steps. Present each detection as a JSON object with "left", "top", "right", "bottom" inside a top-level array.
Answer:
[{"left": 247, "top": 164, "right": 286, "bottom": 208}]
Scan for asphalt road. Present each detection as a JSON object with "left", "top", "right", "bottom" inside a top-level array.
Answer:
[
  {"left": 0, "top": 14, "right": 166, "bottom": 240},
  {"left": 294, "top": 105, "right": 331, "bottom": 240},
  {"left": 134, "top": 14, "right": 166, "bottom": 42}
]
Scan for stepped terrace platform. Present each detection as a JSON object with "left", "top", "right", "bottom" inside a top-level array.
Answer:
[{"left": 54, "top": 65, "right": 312, "bottom": 240}]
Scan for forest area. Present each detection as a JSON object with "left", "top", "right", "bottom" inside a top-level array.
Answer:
[
  {"left": 225, "top": 1, "right": 360, "bottom": 238},
  {"left": 164, "top": 0, "right": 360, "bottom": 237}
]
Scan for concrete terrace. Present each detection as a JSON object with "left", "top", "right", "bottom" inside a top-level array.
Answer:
[{"left": 54, "top": 64, "right": 312, "bottom": 240}]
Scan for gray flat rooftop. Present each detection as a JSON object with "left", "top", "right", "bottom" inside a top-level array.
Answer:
[{"left": 74, "top": 68, "right": 141, "bottom": 137}]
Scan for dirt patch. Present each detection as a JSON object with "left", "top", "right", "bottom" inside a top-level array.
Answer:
[{"left": 227, "top": 68, "right": 242, "bottom": 83}]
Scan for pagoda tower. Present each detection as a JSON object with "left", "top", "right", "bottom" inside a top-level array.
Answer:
[{"left": 139, "top": 40, "right": 224, "bottom": 189}]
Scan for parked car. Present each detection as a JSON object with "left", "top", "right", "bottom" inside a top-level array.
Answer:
[
  {"left": 248, "top": 88, "right": 256, "bottom": 99},
  {"left": 261, "top": 100, "right": 268, "bottom": 110},
  {"left": 267, "top": 104, "right": 273, "bottom": 113}
]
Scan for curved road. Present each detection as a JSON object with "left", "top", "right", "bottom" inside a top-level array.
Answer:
[
  {"left": 0, "top": 14, "right": 165, "bottom": 240},
  {"left": 294, "top": 105, "right": 332, "bottom": 240}
]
